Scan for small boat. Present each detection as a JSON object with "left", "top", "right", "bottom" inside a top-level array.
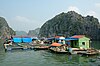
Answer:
[
  {"left": 49, "top": 42, "right": 71, "bottom": 54},
  {"left": 77, "top": 48, "right": 99, "bottom": 56},
  {"left": 82, "top": 51, "right": 99, "bottom": 56},
  {"left": 49, "top": 47, "right": 70, "bottom": 54}
]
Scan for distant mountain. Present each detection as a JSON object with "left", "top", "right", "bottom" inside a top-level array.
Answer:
[
  {"left": 15, "top": 31, "right": 27, "bottom": 36},
  {"left": 28, "top": 28, "right": 40, "bottom": 37},
  {"left": 39, "top": 11, "right": 100, "bottom": 40},
  {"left": 0, "top": 17, "right": 15, "bottom": 41}
]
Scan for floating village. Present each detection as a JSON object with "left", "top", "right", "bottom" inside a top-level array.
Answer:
[{"left": 3, "top": 35, "right": 100, "bottom": 56}]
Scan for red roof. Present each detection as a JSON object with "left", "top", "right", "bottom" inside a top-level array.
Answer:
[
  {"left": 55, "top": 36, "right": 60, "bottom": 38},
  {"left": 71, "top": 35, "right": 85, "bottom": 38},
  {"left": 51, "top": 42, "right": 62, "bottom": 47}
]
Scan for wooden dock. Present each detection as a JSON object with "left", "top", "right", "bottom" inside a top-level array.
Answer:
[
  {"left": 5, "top": 46, "right": 28, "bottom": 51},
  {"left": 4, "top": 43, "right": 34, "bottom": 51}
]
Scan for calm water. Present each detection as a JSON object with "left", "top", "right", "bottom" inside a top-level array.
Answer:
[{"left": 0, "top": 41, "right": 100, "bottom": 66}]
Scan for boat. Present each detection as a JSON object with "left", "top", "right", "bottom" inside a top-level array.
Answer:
[
  {"left": 77, "top": 48, "right": 99, "bottom": 56},
  {"left": 49, "top": 47, "right": 71, "bottom": 54},
  {"left": 49, "top": 42, "right": 71, "bottom": 54}
]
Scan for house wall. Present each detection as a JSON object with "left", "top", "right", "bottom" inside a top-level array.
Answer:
[{"left": 78, "top": 37, "right": 90, "bottom": 49}]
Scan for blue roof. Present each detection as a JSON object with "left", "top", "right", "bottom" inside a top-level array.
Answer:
[
  {"left": 47, "top": 37, "right": 78, "bottom": 41},
  {"left": 55, "top": 38, "right": 65, "bottom": 40},
  {"left": 65, "top": 38, "right": 78, "bottom": 40}
]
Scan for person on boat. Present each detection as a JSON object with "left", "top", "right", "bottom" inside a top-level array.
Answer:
[
  {"left": 68, "top": 45, "right": 73, "bottom": 54},
  {"left": 65, "top": 41, "right": 71, "bottom": 51}
]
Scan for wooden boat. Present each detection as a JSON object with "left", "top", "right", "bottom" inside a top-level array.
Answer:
[
  {"left": 49, "top": 47, "right": 71, "bottom": 54},
  {"left": 77, "top": 48, "right": 99, "bottom": 56}
]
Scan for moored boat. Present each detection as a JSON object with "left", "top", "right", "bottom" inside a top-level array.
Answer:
[
  {"left": 76, "top": 48, "right": 99, "bottom": 56},
  {"left": 49, "top": 47, "right": 70, "bottom": 54}
]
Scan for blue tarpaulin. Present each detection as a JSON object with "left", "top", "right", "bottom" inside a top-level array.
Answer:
[
  {"left": 13, "top": 38, "right": 22, "bottom": 43},
  {"left": 22, "top": 38, "right": 32, "bottom": 43}
]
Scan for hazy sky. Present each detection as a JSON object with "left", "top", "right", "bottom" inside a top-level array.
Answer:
[{"left": 0, "top": 0, "right": 100, "bottom": 32}]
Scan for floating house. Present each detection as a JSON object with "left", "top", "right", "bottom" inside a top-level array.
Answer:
[
  {"left": 66, "top": 35, "right": 90, "bottom": 49},
  {"left": 54, "top": 36, "right": 66, "bottom": 44}
]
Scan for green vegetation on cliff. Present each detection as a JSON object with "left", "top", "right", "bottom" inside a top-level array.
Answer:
[
  {"left": 28, "top": 28, "right": 40, "bottom": 37},
  {"left": 39, "top": 11, "right": 100, "bottom": 40},
  {"left": 0, "top": 17, "right": 15, "bottom": 40},
  {"left": 16, "top": 31, "right": 27, "bottom": 36}
]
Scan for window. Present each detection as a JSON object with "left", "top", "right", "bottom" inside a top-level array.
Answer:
[{"left": 82, "top": 42, "right": 85, "bottom": 45}]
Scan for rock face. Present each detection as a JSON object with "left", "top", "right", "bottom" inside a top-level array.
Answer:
[
  {"left": 15, "top": 31, "right": 27, "bottom": 36},
  {"left": 0, "top": 17, "right": 15, "bottom": 40},
  {"left": 39, "top": 11, "right": 100, "bottom": 40},
  {"left": 28, "top": 28, "right": 40, "bottom": 37}
]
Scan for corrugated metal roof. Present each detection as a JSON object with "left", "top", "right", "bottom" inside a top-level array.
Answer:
[{"left": 70, "top": 35, "right": 85, "bottom": 38}]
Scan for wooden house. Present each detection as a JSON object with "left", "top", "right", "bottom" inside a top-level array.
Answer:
[{"left": 66, "top": 35, "right": 90, "bottom": 49}]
